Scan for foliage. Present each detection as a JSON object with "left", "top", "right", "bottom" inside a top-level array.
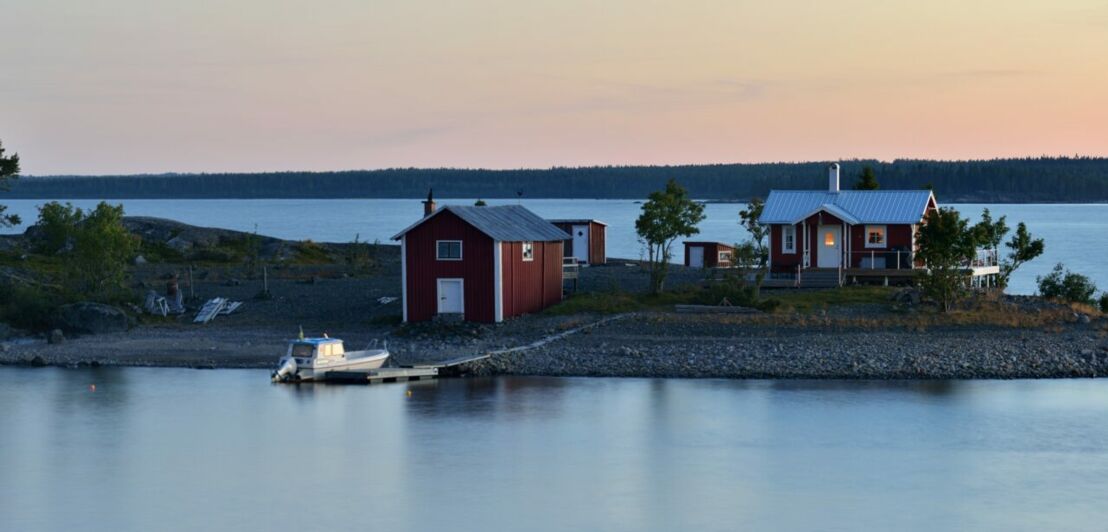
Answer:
[
  {"left": 0, "top": 140, "right": 22, "bottom": 227},
  {"left": 0, "top": 282, "right": 61, "bottom": 331},
  {"left": 853, "top": 166, "right": 880, "bottom": 190},
  {"left": 12, "top": 157, "right": 1108, "bottom": 202},
  {"left": 1037, "top": 263, "right": 1097, "bottom": 305},
  {"left": 1100, "top": 293, "right": 1108, "bottom": 314},
  {"left": 345, "top": 233, "right": 376, "bottom": 274},
  {"left": 737, "top": 197, "right": 770, "bottom": 294},
  {"left": 294, "top": 239, "right": 331, "bottom": 264},
  {"left": 773, "top": 286, "right": 894, "bottom": 313},
  {"left": 635, "top": 179, "right": 705, "bottom": 294},
  {"left": 474, "top": 199, "right": 487, "bottom": 206},
  {"left": 916, "top": 208, "right": 978, "bottom": 312},
  {"left": 971, "top": 208, "right": 1009, "bottom": 251},
  {"left": 999, "top": 222, "right": 1044, "bottom": 289},
  {"left": 35, "top": 201, "right": 84, "bottom": 254},
  {"left": 34, "top": 201, "right": 137, "bottom": 300}
]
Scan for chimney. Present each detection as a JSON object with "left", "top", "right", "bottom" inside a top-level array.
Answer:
[
  {"left": 422, "top": 188, "right": 436, "bottom": 216},
  {"left": 828, "top": 163, "right": 840, "bottom": 192}
]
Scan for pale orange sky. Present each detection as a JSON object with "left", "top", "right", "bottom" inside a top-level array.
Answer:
[{"left": 2, "top": 0, "right": 1107, "bottom": 175}]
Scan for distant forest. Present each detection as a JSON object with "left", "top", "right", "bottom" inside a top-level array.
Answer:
[{"left": 9, "top": 157, "right": 1108, "bottom": 202}]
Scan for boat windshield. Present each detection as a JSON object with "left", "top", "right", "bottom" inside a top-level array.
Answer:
[{"left": 290, "top": 343, "right": 315, "bottom": 357}]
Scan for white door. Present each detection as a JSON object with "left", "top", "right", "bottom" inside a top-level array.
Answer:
[
  {"left": 689, "top": 246, "right": 705, "bottom": 268},
  {"left": 437, "top": 279, "right": 464, "bottom": 314},
  {"left": 571, "top": 224, "right": 589, "bottom": 263},
  {"left": 817, "top": 226, "right": 841, "bottom": 268}
]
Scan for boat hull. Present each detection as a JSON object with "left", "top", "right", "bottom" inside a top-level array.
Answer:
[{"left": 276, "top": 350, "right": 390, "bottom": 382}]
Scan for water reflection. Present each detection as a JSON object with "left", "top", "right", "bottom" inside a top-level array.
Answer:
[{"left": 2, "top": 368, "right": 1108, "bottom": 531}]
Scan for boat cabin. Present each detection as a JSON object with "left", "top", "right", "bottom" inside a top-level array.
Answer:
[{"left": 287, "top": 337, "right": 344, "bottom": 361}]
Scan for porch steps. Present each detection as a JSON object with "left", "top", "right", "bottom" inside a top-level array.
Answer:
[{"left": 800, "top": 268, "right": 842, "bottom": 288}]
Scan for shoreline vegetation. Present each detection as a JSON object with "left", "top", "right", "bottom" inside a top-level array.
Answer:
[
  {"left": 9, "top": 157, "right": 1108, "bottom": 203},
  {"left": 1, "top": 215, "right": 1106, "bottom": 379}
]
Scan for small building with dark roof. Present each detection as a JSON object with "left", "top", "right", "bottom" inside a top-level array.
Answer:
[
  {"left": 547, "top": 219, "right": 606, "bottom": 265},
  {"left": 392, "top": 203, "right": 570, "bottom": 323},
  {"left": 683, "top": 241, "right": 735, "bottom": 269}
]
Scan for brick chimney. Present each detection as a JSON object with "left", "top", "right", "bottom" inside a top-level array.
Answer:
[{"left": 422, "top": 188, "right": 436, "bottom": 216}]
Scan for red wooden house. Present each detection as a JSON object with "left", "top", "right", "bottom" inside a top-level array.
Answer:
[
  {"left": 759, "top": 163, "right": 938, "bottom": 284},
  {"left": 392, "top": 201, "right": 570, "bottom": 323},
  {"left": 683, "top": 241, "right": 735, "bottom": 269},
  {"left": 548, "top": 219, "right": 607, "bottom": 265}
]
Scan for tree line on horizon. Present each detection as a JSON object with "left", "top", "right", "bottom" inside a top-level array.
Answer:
[{"left": 8, "top": 156, "right": 1108, "bottom": 202}]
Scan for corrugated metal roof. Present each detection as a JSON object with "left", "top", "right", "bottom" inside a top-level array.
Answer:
[
  {"left": 759, "top": 190, "right": 934, "bottom": 225},
  {"left": 547, "top": 219, "right": 609, "bottom": 226},
  {"left": 393, "top": 205, "right": 571, "bottom": 242}
]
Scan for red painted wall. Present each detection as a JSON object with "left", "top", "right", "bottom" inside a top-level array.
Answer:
[
  {"left": 847, "top": 224, "right": 915, "bottom": 268},
  {"left": 770, "top": 224, "right": 802, "bottom": 273},
  {"left": 501, "top": 240, "right": 563, "bottom": 318},
  {"left": 684, "top": 242, "right": 733, "bottom": 268},
  {"left": 403, "top": 210, "right": 495, "bottom": 323}
]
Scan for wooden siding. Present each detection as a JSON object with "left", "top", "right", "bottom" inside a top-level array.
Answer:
[
  {"left": 403, "top": 210, "right": 496, "bottom": 323},
  {"left": 848, "top": 224, "right": 915, "bottom": 268},
  {"left": 553, "top": 221, "right": 606, "bottom": 265},
  {"left": 501, "top": 240, "right": 564, "bottom": 318},
  {"left": 684, "top": 242, "right": 733, "bottom": 268},
  {"left": 770, "top": 224, "right": 802, "bottom": 273}
]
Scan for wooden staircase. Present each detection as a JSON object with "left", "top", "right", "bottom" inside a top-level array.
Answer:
[{"left": 800, "top": 268, "right": 842, "bottom": 288}]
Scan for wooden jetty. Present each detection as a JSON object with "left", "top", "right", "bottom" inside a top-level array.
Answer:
[{"left": 320, "top": 353, "right": 489, "bottom": 384}]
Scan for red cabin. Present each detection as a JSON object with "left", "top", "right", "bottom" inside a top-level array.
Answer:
[
  {"left": 683, "top": 241, "right": 735, "bottom": 269},
  {"left": 392, "top": 203, "right": 570, "bottom": 323},
  {"left": 548, "top": 219, "right": 607, "bottom": 265},
  {"left": 759, "top": 163, "right": 938, "bottom": 285}
]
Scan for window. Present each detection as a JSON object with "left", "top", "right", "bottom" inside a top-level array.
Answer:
[
  {"left": 718, "top": 251, "right": 732, "bottom": 263},
  {"left": 436, "top": 240, "right": 462, "bottom": 260},
  {"left": 824, "top": 231, "right": 835, "bottom": 247},
  {"left": 865, "top": 225, "right": 886, "bottom": 248},
  {"left": 782, "top": 226, "right": 796, "bottom": 254},
  {"left": 522, "top": 242, "right": 534, "bottom": 261}
]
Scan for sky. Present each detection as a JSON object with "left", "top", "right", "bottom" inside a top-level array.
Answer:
[{"left": 2, "top": 0, "right": 1107, "bottom": 175}]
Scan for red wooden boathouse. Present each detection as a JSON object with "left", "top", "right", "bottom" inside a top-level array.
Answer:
[
  {"left": 392, "top": 200, "right": 570, "bottom": 323},
  {"left": 548, "top": 219, "right": 607, "bottom": 265}
]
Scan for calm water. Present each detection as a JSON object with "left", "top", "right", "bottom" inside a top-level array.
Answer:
[
  {"left": 1, "top": 367, "right": 1107, "bottom": 531},
  {"left": 3, "top": 199, "right": 1107, "bottom": 294}
]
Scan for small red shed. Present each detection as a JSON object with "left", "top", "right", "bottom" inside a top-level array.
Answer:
[
  {"left": 683, "top": 242, "right": 735, "bottom": 269},
  {"left": 548, "top": 219, "right": 606, "bottom": 265},
  {"left": 392, "top": 204, "right": 570, "bottom": 323}
]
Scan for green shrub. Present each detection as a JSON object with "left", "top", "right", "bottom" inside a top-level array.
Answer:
[
  {"left": 1037, "top": 263, "right": 1097, "bottom": 305},
  {"left": 0, "top": 282, "right": 61, "bottom": 331},
  {"left": 1100, "top": 293, "right": 1108, "bottom": 314}
]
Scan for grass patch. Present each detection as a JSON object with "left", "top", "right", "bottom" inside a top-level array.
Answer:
[
  {"left": 292, "top": 240, "right": 333, "bottom": 265},
  {"left": 773, "top": 286, "right": 895, "bottom": 312}
]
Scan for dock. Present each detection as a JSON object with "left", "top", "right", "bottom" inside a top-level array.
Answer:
[{"left": 320, "top": 353, "right": 490, "bottom": 384}]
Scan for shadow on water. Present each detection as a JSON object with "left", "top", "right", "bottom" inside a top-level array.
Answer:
[{"left": 402, "top": 376, "right": 569, "bottom": 420}]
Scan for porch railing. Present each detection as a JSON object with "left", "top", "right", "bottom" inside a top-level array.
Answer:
[{"left": 846, "top": 249, "right": 915, "bottom": 270}]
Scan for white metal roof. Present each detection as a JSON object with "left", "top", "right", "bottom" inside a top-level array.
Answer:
[{"left": 759, "top": 190, "right": 935, "bottom": 225}]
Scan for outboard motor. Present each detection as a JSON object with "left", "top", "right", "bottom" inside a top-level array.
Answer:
[{"left": 272, "top": 357, "right": 298, "bottom": 382}]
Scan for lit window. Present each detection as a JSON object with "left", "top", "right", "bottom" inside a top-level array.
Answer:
[
  {"left": 782, "top": 226, "right": 796, "bottom": 254},
  {"left": 865, "top": 225, "right": 886, "bottom": 248},
  {"left": 824, "top": 232, "right": 835, "bottom": 246},
  {"left": 522, "top": 242, "right": 534, "bottom": 261},
  {"left": 436, "top": 240, "right": 462, "bottom": 260}
]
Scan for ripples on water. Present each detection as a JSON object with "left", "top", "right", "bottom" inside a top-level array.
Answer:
[
  {"left": 2, "top": 367, "right": 1106, "bottom": 531},
  {"left": 4, "top": 199, "right": 1105, "bottom": 295}
]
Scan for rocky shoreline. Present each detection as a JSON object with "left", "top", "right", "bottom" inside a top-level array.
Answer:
[{"left": 4, "top": 310, "right": 1106, "bottom": 380}]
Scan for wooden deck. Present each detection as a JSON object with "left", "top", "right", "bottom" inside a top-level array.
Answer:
[{"left": 325, "top": 367, "right": 439, "bottom": 384}]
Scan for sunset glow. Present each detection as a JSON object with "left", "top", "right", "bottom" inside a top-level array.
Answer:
[{"left": 3, "top": 0, "right": 1107, "bottom": 175}]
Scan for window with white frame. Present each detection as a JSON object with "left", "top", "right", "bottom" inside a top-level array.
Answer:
[
  {"left": 782, "top": 226, "right": 796, "bottom": 254},
  {"left": 522, "top": 242, "right": 534, "bottom": 261},
  {"left": 436, "top": 240, "right": 462, "bottom": 260},
  {"left": 865, "top": 225, "right": 887, "bottom": 248},
  {"left": 718, "top": 251, "right": 732, "bottom": 263}
]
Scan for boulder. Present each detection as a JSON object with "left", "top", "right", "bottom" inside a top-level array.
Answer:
[
  {"left": 133, "top": 255, "right": 148, "bottom": 265},
  {"left": 55, "top": 302, "right": 131, "bottom": 335},
  {"left": 48, "top": 329, "right": 65, "bottom": 344},
  {"left": 166, "top": 236, "right": 193, "bottom": 253}
]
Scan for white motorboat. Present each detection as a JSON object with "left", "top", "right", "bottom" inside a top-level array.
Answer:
[{"left": 271, "top": 336, "right": 389, "bottom": 383}]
